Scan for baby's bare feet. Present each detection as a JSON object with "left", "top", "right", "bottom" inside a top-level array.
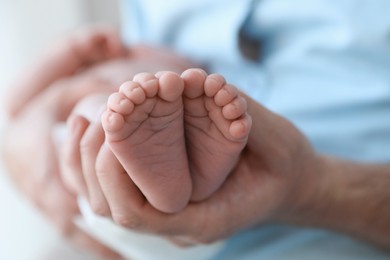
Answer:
[
  {"left": 101, "top": 72, "right": 192, "bottom": 213},
  {"left": 182, "top": 69, "right": 252, "bottom": 201}
]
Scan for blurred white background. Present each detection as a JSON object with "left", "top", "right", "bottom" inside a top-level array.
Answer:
[{"left": 0, "top": 1, "right": 119, "bottom": 259}]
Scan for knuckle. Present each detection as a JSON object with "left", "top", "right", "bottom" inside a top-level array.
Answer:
[
  {"left": 56, "top": 218, "right": 74, "bottom": 237},
  {"left": 170, "top": 234, "right": 216, "bottom": 246},
  {"left": 169, "top": 238, "right": 196, "bottom": 248},
  {"left": 194, "top": 235, "right": 216, "bottom": 245},
  {"left": 201, "top": 237, "right": 217, "bottom": 245},
  {"left": 190, "top": 220, "right": 217, "bottom": 245},
  {"left": 57, "top": 224, "right": 71, "bottom": 237},
  {"left": 95, "top": 161, "right": 110, "bottom": 177},
  {"left": 112, "top": 212, "right": 142, "bottom": 230},
  {"left": 79, "top": 136, "right": 93, "bottom": 152},
  {"left": 90, "top": 201, "right": 110, "bottom": 217},
  {"left": 31, "top": 197, "right": 44, "bottom": 211}
]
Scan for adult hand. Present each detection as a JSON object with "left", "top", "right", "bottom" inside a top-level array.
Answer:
[
  {"left": 2, "top": 27, "right": 198, "bottom": 257},
  {"left": 4, "top": 26, "right": 126, "bottom": 118},
  {"left": 4, "top": 26, "right": 195, "bottom": 120},
  {"left": 1, "top": 77, "right": 122, "bottom": 258},
  {"left": 69, "top": 88, "right": 321, "bottom": 245},
  {"left": 80, "top": 91, "right": 390, "bottom": 250}
]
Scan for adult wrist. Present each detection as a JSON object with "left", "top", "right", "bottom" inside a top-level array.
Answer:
[
  {"left": 274, "top": 152, "right": 331, "bottom": 227},
  {"left": 276, "top": 153, "right": 390, "bottom": 248}
]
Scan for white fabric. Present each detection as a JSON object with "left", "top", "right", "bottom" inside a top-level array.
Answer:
[{"left": 75, "top": 197, "right": 224, "bottom": 260}]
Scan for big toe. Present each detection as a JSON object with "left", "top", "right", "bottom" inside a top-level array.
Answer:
[
  {"left": 157, "top": 71, "right": 184, "bottom": 102},
  {"left": 182, "top": 68, "right": 207, "bottom": 99}
]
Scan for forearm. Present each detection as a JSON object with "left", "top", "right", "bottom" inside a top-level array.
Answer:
[
  {"left": 242, "top": 93, "right": 390, "bottom": 249},
  {"left": 5, "top": 27, "right": 125, "bottom": 118},
  {"left": 285, "top": 155, "right": 390, "bottom": 249},
  {"left": 12, "top": 75, "right": 115, "bottom": 126}
]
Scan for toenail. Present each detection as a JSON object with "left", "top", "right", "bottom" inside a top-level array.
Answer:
[
  {"left": 119, "top": 99, "right": 127, "bottom": 106},
  {"left": 194, "top": 69, "right": 207, "bottom": 77},
  {"left": 208, "top": 77, "right": 222, "bottom": 85},
  {"left": 237, "top": 123, "right": 245, "bottom": 135},
  {"left": 144, "top": 79, "right": 158, "bottom": 87},
  {"left": 231, "top": 102, "right": 238, "bottom": 111},
  {"left": 107, "top": 113, "right": 115, "bottom": 123}
]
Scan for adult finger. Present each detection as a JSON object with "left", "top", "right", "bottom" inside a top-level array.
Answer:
[
  {"left": 80, "top": 122, "right": 110, "bottom": 216},
  {"left": 95, "top": 143, "right": 146, "bottom": 230},
  {"left": 70, "top": 26, "right": 127, "bottom": 63},
  {"left": 112, "top": 154, "right": 273, "bottom": 245},
  {"left": 32, "top": 153, "right": 121, "bottom": 259},
  {"left": 5, "top": 27, "right": 125, "bottom": 118},
  {"left": 34, "top": 166, "right": 121, "bottom": 258},
  {"left": 95, "top": 143, "right": 209, "bottom": 240},
  {"left": 59, "top": 114, "right": 89, "bottom": 197}
]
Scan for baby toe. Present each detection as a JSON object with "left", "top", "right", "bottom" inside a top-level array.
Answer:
[
  {"left": 119, "top": 81, "right": 146, "bottom": 105},
  {"left": 107, "top": 92, "right": 134, "bottom": 115},
  {"left": 214, "top": 84, "right": 239, "bottom": 107},
  {"left": 204, "top": 74, "right": 225, "bottom": 97},
  {"left": 222, "top": 96, "right": 247, "bottom": 120},
  {"left": 101, "top": 110, "right": 125, "bottom": 133},
  {"left": 229, "top": 114, "right": 252, "bottom": 140},
  {"left": 134, "top": 72, "right": 159, "bottom": 98}
]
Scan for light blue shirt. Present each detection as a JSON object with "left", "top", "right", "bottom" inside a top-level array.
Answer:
[{"left": 121, "top": 0, "right": 390, "bottom": 258}]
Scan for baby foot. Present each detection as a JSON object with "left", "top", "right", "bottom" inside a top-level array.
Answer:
[
  {"left": 182, "top": 69, "right": 252, "bottom": 201},
  {"left": 101, "top": 72, "right": 192, "bottom": 213}
]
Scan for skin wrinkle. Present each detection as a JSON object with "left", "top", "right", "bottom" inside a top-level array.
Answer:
[{"left": 4, "top": 23, "right": 390, "bottom": 257}]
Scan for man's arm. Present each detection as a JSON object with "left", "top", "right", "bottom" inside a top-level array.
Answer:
[
  {"left": 5, "top": 27, "right": 125, "bottom": 118},
  {"left": 74, "top": 91, "right": 390, "bottom": 251},
  {"left": 241, "top": 93, "right": 390, "bottom": 250},
  {"left": 281, "top": 155, "right": 390, "bottom": 249},
  {"left": 1, "top": 78, "right": 121, "bottom": 258}
]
